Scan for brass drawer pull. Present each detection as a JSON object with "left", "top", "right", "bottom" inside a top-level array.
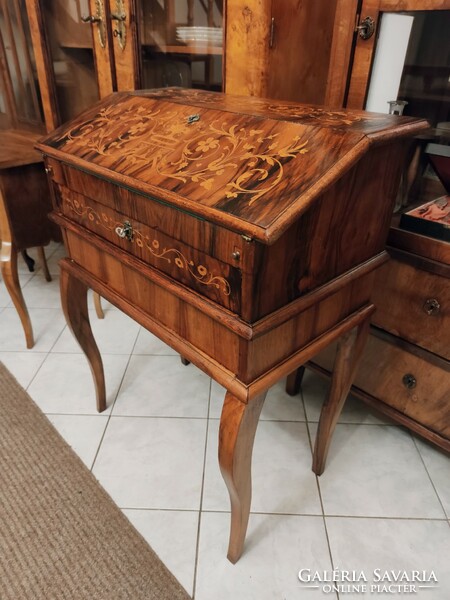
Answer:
[
  {"left": 402, "top": 373, "right": 416, "bottom": 390},
  {"left": 423, "top": 298, "right": 440, "bottom": 316},
  {"left": 115, "top": 221, "right": 133, "bottom": 241}
]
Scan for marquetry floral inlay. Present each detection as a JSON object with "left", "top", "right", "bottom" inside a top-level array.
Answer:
[
  {"left": 142, "top": 89, "right": 384, "bottom": 126},
  {"left": 55, "top": 100, "right": 309, "bottom": 205},
  {"left": 61, "top": 190, "right": 231, "bottom": 296}
]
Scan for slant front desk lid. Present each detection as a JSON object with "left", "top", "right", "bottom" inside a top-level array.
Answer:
[{"left": 37, "top": 88, "right": 428, "bottom": 244}]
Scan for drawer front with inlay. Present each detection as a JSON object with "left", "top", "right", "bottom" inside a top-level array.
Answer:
[
  {"left": 371, "top": 259, "right": 450, "bottom": 359},
  {"left": 46, "top": 159, "right": 254, "bottom": 271},
  {"left": 56, "top": 185, "right": 242, "bottom": 312}
]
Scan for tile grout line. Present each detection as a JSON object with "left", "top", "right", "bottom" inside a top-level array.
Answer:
[
  {"left": 24, "top": 302, "right": 68, "bottom": 393},
  {"left": 191, "top": 376, "right": 213, "bottom": 600},
  {"left": 301, "top": 384, "right": 340, "bottom": 600},
  {"left": 89, "top": 320, "right": 142, "bottom": 472},
  {"left": 411, "top": 435, "right": 449, "bottom": 520}
]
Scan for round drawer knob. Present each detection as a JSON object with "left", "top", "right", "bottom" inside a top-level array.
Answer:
[
  {"left": 423, "top": 298, "right": 440, "bottom": 316},
  {"left": 402, "top": 373, "right": 417, "bottom": 390}
]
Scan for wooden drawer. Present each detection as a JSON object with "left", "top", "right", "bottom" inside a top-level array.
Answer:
[
  {"left": 53, "top": 182, "right": 243, "bottom": 313},
  {"left": 371, "top": 259, "right": 450, "bottom": 360},
  {"left": 314, "top": 334, "right": 450, "bottom": 440}
]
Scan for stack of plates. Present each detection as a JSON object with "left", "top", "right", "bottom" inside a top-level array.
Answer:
[{"left": 176, "top": 26, "right": 223, "bottom": 47}]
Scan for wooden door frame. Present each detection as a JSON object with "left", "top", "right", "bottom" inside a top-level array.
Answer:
[
  {"left": 346, "top": 0, "right": 450, "bottom": 109},
  {"left": 24, "top": 0, "right": 60, "bottom": 131},
  {"left": 108, "top": 0, "right": 141, "bottom": 91},
  {"left": 25, "top": 0, "right": 116, "bottom": 133}
]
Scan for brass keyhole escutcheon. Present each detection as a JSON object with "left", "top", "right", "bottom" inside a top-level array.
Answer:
[
  {"left": 423, "top": 298, "right": 440, "bottom": 316},
  {"left": 402, "top": 374, "right": 417, "bottom": 390},
  {"left": 187, "top": 114, "right": 200, "bottom": 125},
  {"left": 111, "top": 0, "right": 127, "bottom": 50},
  {"left": 115, "top": 221, "right": 133, "bottom": 241}
]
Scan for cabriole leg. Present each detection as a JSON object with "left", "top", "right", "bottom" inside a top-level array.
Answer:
[
  {"left": 313, "top": 318, "right": 371, "bottom": 475},
  {"left": 1, "top": 242, "right": 34, "bottom": 348},
  {"left": 286, "top": 365, "right": 305, "bottom": 396},
  {"left": 219, "top": 390, "right": 267, "bottom": 563},
  {"left": 60, "top": 267, "right": 106, "bottom": 412}
]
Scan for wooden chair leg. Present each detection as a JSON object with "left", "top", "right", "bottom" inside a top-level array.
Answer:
[
  {"left": 219, "top": 390, "right": 267, "bottom": 563},
  {"left": 285, "top": 365, "right": 305, "bottom": 396},
  {"left": 313, "top": 317, "right": 371, "bottom": 476},
  {"left": 37, "top": 246, "right": 52, "bottom": 282},
  {"left": 1, "top": 242, "right": 34, "bottom": 348},
  {"left": 21, "top": 249, "right": 35, "bottom": 272},
  {"left": 93, "top": 291, "right": 105, "bottom": 319},
  {"left": 60, "top": 266, "right": 106, "bottom": 412}
]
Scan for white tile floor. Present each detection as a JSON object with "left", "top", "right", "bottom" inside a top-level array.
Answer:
[{"left": 1, "top": 243, "right": 449, "bottom": 599}]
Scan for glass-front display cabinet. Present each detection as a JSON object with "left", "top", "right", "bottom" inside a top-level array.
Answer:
[
  {"left": 0, "top": 0, "right": 44, "bottom": 132},
  {"left": 347, "top": 4, "right": 449, "bottom": 225},
  {"left": 24, "top": 0, "right": 223, "bottom": 131},
  {"left": 140, "top": 0, "right": 223, "bottom": 90}
]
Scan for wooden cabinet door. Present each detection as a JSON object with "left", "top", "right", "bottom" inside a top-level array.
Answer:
[
  {"left": 107, "top": 0, "right": 140, "bottom": 90},
  {"left": 346, "top": 0, "right": 450, "bottom": 109},
  {"left": 266, "top": 0, "right": 339, "bottom": 104},
  {"left": 25, "top": 0, "right": 115, "bottom": 130},
  {"left": 225, "top": 0, "right": 344, "bottom": 105}
]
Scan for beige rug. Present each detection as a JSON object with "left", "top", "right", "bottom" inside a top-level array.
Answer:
[{"left": 0, "top": 362, "right": 191, "bottom": 600}]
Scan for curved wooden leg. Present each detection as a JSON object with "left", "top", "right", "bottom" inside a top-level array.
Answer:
[
  {"left": 219, "top": 390, "right": 267, "bottom": 563},
  {"left": 37, "top": 246, "right": 52, "bottom": 282},
  {"left": 60, "top": 267, "right": 106, "bottom": 412},
  {"left": 1, "top": 242, "right": 34, "bottom": 348},
  {"left": 313, "top": 317, "right": 371, "bottom": 475},
  {"left": 286, "top": 365, "right": 305, "bottom": 396},
  {"left": 93, "top": 291, "right": 105, "bottom": 319},
  {"left": 21, "top": 249, "right": 35, "bottom": 272}
]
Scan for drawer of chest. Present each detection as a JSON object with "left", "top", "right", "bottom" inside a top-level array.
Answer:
[
  {"left": 371, "top": 259, "right": 450, "bottom": 360},
  {"left": 56, "top": 185, "right": 242, "bottom": 312},
  {"left": 313, "top": 334, "right": 450, "bottom": 439}
]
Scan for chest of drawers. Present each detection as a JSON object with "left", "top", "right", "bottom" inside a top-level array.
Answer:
[
  {"left": 313, "top": 232, "right": 450, "bottom": 451},
  {"left": 36, "top": 88, "right": 427, "bottom": 561}
]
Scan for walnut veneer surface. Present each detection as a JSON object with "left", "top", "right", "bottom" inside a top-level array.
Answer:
[
  {"left": 313, "top": 229, "right": 450, "bottom": 452},
  {"left": 36, "top": 88, "right": 428, "bottom": 562}
]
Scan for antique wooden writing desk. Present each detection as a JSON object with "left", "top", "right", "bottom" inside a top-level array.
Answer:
[{"left": 36, "top": 89, "right": 427, "bottom": 562}]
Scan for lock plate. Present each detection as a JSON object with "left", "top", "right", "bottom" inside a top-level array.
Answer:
[
  {"left": 356, "top": 16, "right": 375, "bottom": 40},
  {"left": 112, "top": 0, "right": 127, "bottom": 50}
]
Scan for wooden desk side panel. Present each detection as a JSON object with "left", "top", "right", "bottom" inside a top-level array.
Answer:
[
  {"left": 251, "top": 141, "right": 409, "bottom": 320},
  {"left": 243, "top": 272, "right": 376, "bottom": 381}
]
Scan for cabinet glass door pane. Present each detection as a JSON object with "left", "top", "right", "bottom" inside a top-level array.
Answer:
[
  {"left": 42, "top": 0, "right": 100, "bottom": 123},
  {"left": 140, "top": 0, "right": 223, "bottom": 90},
  {"left": 367, "top": 10, "right": 449, "bottom": 225},
  {"left": 0, "top": 0, "right": 43, "bottom": 129}
]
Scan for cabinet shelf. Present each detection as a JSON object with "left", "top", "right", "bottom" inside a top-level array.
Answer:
[{"left": 145, "top": 43, "right": 222, "bottom": 56}]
